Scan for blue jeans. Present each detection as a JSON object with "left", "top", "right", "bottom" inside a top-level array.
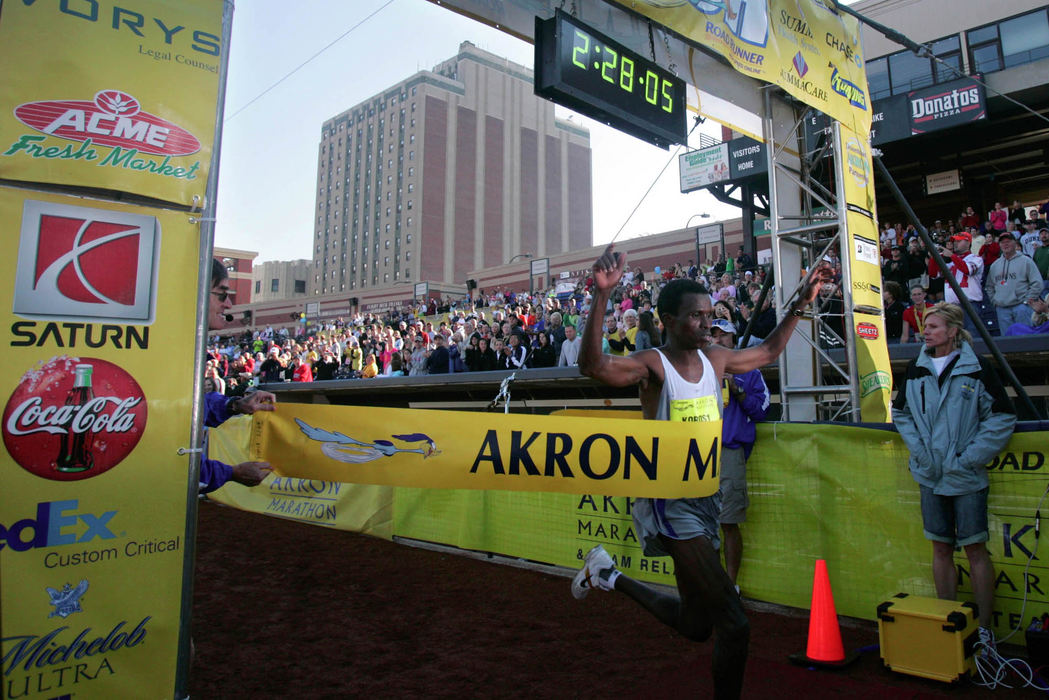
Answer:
[
  {"left": 996, "top": 303, "right": 1033, "bottom": 330},
  {"left": 919, "top": 485, "right": 989, "bottom": 547}
]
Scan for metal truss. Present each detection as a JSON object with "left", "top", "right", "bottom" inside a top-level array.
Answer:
[{"left": 763, "top": 89, "right": 862, "bottom": 422}]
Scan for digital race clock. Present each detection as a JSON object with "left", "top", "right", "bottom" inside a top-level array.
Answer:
[{"left": 535, "top": 11, "right": 687, "bottom": 149}]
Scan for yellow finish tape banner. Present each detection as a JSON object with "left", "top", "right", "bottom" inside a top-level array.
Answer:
[
  {"left": 211, "top": 416, "right": 1049, "bottom": 643},
  {"left": 0, "top": 0, "right": 223, "bottom": 206},
  {"left": 251, "top": 404, "right": 722, "bottom": 498},
  {"left": 610, "top": 0, "right": 871, "bottom": 133},
  {"left": 839, "top": 122, "right": 891, "bottom": 422},
  {"left": 207, "top": 416, "right": 394, "bottom": 539},
  {"left": 0, "top": 186, "right": 202, "bottom": 699}
]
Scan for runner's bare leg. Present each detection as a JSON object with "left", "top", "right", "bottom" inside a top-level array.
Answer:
[{"left": 610, "top": 535, "right": 749, "bottom": 700}]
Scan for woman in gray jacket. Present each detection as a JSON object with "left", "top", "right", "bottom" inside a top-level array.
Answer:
[{"left": 892, "top": 302, "right": 1015, "bottom": 651}]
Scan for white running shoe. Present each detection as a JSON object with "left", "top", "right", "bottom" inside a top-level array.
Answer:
[{"left": 571, "top": 545, "right": 616, "bottom": 600}]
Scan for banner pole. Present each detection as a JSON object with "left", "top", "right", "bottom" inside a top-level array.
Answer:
[
  {"left": 831, "top": 121, "right": 862, "bottom": 422},
  {"left": 175, "top": 1, "right": 237, "bottom": 696}
]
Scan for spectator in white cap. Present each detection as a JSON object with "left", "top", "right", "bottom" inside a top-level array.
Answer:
[{"left": 710, "top": 317, "right": 770, "bottom": 593}]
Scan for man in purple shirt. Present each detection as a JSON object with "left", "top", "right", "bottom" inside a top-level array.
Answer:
[
  {"left": 710, "top": 319, "right": 769, "bottom": 591},
  {"left": 199, "top": 258, "right": 276, "bottom": 492}
]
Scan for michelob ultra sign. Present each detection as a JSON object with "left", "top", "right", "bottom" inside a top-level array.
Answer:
[
  {"left": 0, "top": 0, "right": 224, "bottom": 206},
  {"left": 252, "top": 404, "right": 723, "bottom": 499}
]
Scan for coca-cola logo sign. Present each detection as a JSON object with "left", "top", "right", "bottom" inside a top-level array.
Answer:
[{"left": 3, "top": 357, "right": 147, "bottom": 481}]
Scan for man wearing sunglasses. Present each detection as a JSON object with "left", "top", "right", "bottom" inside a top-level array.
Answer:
[{"left": 199, "top": 258, "right": 277, "bottom": 491}]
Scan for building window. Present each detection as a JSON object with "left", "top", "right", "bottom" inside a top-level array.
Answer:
[
  {"left": 888, "top": 50, "right": 933, "bottom": 94},
  {"left": 271, "top": 279, "right": 279, "bottom": 292},
  {"left": 969, "top": 9, "right": 1049, "bottom": 74},
  {"left": 255, "top": 280, "right": 261, "bottom": 293}
]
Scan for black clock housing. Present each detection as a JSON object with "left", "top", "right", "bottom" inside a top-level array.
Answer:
[{"left": 535, "top": 10, "right": 687, "bottom": 149}]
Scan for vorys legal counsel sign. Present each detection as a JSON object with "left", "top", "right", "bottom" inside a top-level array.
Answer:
[{"left": 0, "top": 0, "right": 224, "bottom": 206}]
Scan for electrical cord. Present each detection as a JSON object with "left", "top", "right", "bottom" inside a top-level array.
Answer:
[
  {"left": 969, "top": 481, "right": 1049, "bottom": 690},
  {"left": 973, "top": 635, "right": 1049, "bottom": 691}
]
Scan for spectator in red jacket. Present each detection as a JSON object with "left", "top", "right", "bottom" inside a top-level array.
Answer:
[{"left": 292, "top": 356, "right": 313, "bottom": 382}]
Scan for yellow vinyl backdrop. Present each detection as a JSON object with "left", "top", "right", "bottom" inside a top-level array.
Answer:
[
  {"left": 0, "top": 186, "right": 202, "bottom": 699},
  {"left": 838, "top": 121, "right": 892, "bottom": 421},
  {"left": 610, "top": 0, "right": 872, "bottom": 134},
  {"left": 0, "top": 0, "right": 224, "bottom": 206}
]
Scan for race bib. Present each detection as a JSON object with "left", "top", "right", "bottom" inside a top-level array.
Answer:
[{"left": 669, "top": 395, "right": 720, "bottom": 422}]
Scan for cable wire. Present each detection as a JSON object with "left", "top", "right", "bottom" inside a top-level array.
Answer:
[
  {"left": 224, "top": 0, "right": 397, "bottom": 123},
  {"left": 966, "top": 480, "right": 1049, "bottom": 691},
  {"left": 609, "top": 117, "right": 704, "bottom": 244},
  {"left": 831, "top": 0, "right": 1049, "bottom": 128}
]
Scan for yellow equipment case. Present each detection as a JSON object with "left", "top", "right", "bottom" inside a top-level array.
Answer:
[{"left": 877, "top": 593, "right": 978, "bottom": 682}]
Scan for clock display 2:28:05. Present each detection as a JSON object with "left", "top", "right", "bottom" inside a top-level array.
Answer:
[{"left": 564, "top": 26, "right": 677, "bottom": 115}]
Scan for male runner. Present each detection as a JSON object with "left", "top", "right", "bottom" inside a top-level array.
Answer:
[{"left": 571, "top": 245, "right": 829, "bottom": 699}]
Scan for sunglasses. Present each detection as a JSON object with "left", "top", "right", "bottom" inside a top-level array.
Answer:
[{"left": 211, "top": 289, "right": 233, "bottom": 302}]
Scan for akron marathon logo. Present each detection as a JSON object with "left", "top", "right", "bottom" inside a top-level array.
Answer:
[
  {"left": 13, "top": 199, "right": 160, "bottom": 325},
  {"left": 4, "top": 89, "right": 202, "bottom": 181}
]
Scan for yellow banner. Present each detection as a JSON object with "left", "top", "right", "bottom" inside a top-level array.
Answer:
[
  {"left": 837, "top": 122, "right": 891, "bottom": 422},
  {"left": 0, "top": 186, "right": 201, "bottom": 698},
  {"left": 0, "top": 0, "right": 224, "bottom": 206},
  {"left": 611, "top": 0, "right": 871, "bottom": 133},
  {"left": 251, "top": 404, "right": 722, "bottom": 498},
  {"left": 207, "top": 416, "right": 395, "bottom": 538}
]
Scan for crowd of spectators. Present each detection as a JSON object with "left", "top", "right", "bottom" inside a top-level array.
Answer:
[
  {"left": 203, "top": 199, "right": 1048, "bottom": 392},
  {"left": 204, "top": 247, "right": 773, "bottom": 392},
  {"left": 878, "top": 199, "right": 1049, "bottom": 343}
]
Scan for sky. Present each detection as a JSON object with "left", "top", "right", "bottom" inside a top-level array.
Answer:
[{"left": 214, "top": 0, "right": 748, "bottom": 263}]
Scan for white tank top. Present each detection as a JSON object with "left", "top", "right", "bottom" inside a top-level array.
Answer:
[{"left": 653, "top": 348, "right": 722, "bottom": 422}]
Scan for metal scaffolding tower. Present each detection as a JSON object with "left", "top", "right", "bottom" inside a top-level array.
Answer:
[{"left": 763, "top": 88, "right": 864, "bottom": 422}]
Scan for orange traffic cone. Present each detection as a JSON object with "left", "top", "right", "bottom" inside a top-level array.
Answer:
[{"left": 788, "top": 559, "right": 859, "bottom": 668}]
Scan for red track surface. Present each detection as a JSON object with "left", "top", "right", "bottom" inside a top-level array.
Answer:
[{"left": 190, "top": 503, "right": 1036, "bottom": 698}]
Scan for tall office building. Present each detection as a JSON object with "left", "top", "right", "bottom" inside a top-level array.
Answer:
[{"left": 311, "top": 41, "right": 593, "bottom": 296}]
